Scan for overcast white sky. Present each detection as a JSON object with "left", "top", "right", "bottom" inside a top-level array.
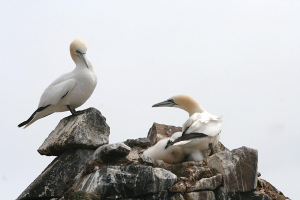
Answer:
[{"left": 0, "top": 1, "right": 299, "bottom": 199}]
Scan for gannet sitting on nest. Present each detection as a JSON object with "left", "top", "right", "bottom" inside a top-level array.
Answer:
[
  {"left": 143, "top": 132, "right": 185, "bottom": 164},
  {"left": 18, "top": 39, "right": 97, "bottom": 128},
  {"left": 152, "top": 95, "right": 222, "bottom": 161}
]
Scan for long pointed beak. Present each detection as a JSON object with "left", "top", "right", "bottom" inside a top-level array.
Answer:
[
  {"left": 152, "top": 99, "right": 177, "bottom": 107},
  {"left": 77, "top": 52, "right": 89, "bottom": 68}
]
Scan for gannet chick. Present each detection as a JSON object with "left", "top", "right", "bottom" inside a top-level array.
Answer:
[
  {"left": 18, "top": 39, "right": 97, "bottom": 128},
  {"left": 170, "top": 132, "right": 204, "bottom": 161},
  {"left": 143, "top": 132, "right": 185, "bottom": 164},
  {"left": 152, "top": 95, "right": 222, "bottom": 159}
]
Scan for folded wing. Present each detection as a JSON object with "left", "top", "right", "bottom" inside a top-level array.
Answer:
[{"left": 38, "top": 79, "right": 76, "bottom": 107}]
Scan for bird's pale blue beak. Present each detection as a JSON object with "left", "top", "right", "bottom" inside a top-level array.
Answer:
[
  {"left": 152, "top": 99, "right": 177, "bottom": 107},
  {"left": 76, "top": 50, "right": 89, "bottom": 68}
]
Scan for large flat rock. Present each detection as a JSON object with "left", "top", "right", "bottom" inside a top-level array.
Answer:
[
  {"left": 38, "top": 108, "right": 110, "bottom": 156},
  {"left": 17, "top": 149, "right": 94, "bottom": 200},
  {"left": 72, "top": 166, "right": 177, "bottom": 199},
  {"left": 207, "top": 146, "right": 258, "bottom": 193}
]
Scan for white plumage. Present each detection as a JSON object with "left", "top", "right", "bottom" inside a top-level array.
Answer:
[
  {"left": 143, "top": 132, "right": 185, "bottom": 164},
  {"left": 18, "top": 39, "right": 97, "bottom": 128}
]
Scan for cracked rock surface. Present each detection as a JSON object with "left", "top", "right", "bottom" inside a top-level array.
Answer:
[{"left": 38, "top": 108, "right": 110, "bottom": 156}]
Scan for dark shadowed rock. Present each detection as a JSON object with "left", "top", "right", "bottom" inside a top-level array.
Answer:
[
  {"left": 67, "top": 191, "right": 100, "bottom": 200},
  {"left": 17, "top": 149, "right": 94, "bottom": 200},
  {"left": 145, "top": 191, "right": 184, "bottom": 200},
  {"left": 186, "top": 174, "right": 223, "bottom": 192},
  {"left": 92, "top": 142, "right": 131, "bottom": 160},
  {"left": 207, "top": 146, "right": 258, "bottom": 193},
  {"left": 38, "top": 108, "right": 110, "bottom": 156},
  {"left": 184, "top": 191, "right": 216, "bottom": 200},
  {"left": 215, "top": 186, "right": 271, "bottom": 200},
  {"left": 125, "top": 137, "right": 151, "bottom": 148},
  {"left": 72, "top": 166, "right": 177, "bottom": 199},
  {"left": 138, "top": 155, "right": 155, "bottom": 166},
  {"left": 147, "top": 123, "right": 182, "bottom": 146}
]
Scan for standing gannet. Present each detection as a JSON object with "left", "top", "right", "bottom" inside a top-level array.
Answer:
[
  {"left": 18, "top": 39, "right": 97, "bottom": 128},
  {"left": 143, "top": 132, "right": 186, "bottom": 164},
  {"left": 152, "top": 95, "right": 222, "bottom": 160}
]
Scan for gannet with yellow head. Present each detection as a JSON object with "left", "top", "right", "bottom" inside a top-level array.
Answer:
[
  {"left": 18, "top": 39, "right": 97, "bottom": 128},
  {"left": 152, "top": 95, "right": 222, "bottom": 160}
]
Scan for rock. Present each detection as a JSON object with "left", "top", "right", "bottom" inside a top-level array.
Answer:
[
  {"left": 166, "top": 161, "right": 215, "bottom": 181},
  {"left": 168, "top": 193, "right": 185, "bottom": 200},
  {"left": 38, "top": 108, "right": 110, "bottom": 156},
  {"left": 125, "top": 138, "right": 151, "bottom": 148},
  {"left": 147, "top": 123, "right": 182, "bottom": 146},
  {"left": 67, "top": 191, "right": 100, "bottom": 200},
  {"left": 92, "top": 142, "right": 131, "bottom": 160},
  {"left": 154, "top": 160, "right": 169, "bottom": 169},
  {"left": 17, "top": 149, "right": 94, "bottom": 200},
  {"left": 126, "top": 146, "right": 143, "bottom": 162},
  {"left": 215, "top": 186, "right": 270, "bottom": 200},
  {"left": 204, "top": 142, "right": 228, "bottom": 157},
  {"left": 169, "top": 182, "right": 186, "bottom": 193},
  {"left": 145, "top": 191, "right": 184, "bottom": 200},
  {"left": 256, "top": 179, "right": 287, "bottom": 200},
  {"left": 184, "top": 191, "right": 216, "bottom": 200},
  {"left": 138, "top": 155, "right": 155, "bottom": 166},
  {"left": 73, "top": 166, "right": 177, "bottom": 199},
  {"left": 186, "top": 174, "right": 223, "bottom": 192},
  {"left": 207, "top": 146, "right": 258, "bottom": 193}
]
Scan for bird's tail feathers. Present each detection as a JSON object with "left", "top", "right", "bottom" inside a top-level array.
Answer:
[{"left": 18, "top": 105, "right": 51, "bottom": 128}]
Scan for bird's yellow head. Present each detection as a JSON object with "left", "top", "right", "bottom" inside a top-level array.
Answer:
[
  {"left": 152, "top": 94, "right": 204, "bottom": 116},
  {"left": 70, "top": 39, "right": 89, "bottom": 68}
]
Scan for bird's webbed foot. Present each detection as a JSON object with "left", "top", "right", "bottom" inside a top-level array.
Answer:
[
  {"left": 209, "top": 143, "right": 215, "bottom": 156},
  {"left": 67, "top": 105, "right": 85, "bottom": 116}
]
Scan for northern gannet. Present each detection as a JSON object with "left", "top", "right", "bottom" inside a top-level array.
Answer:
[
  {"left": 152, "top": 95, "right": 222, "bottom": 160},
  {"left": 18, "top": 39, "right": 97, "bottom": 128},
  {"left": 143, "top": 132, "right": 185, "bottom": 164}
]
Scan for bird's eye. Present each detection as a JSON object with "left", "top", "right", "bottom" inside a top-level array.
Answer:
[
  {"left": 75, "top": 50, "right": 81, "bottom": 54},
  {"left": 168, "top": 99, "right": 175, "bottom": 103}
]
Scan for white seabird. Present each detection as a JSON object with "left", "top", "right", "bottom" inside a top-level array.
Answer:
[
  {"left": 152, "top": 94, "right": 222, "bottom": 160},
  {"left": 143, "top": 132, "right": 185, "bottom": 164},
  {"left": 18, "top": 39, "right": 97, "bottom": 128}
]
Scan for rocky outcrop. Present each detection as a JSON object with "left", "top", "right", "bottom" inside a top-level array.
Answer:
[
  {"left": 17, "top": 108, "right": 110, "bottom": 200},
  {"left": 17, "top": 149, "right": 94, "bottom": 200},
  {"left": 38, "top": 108, "right": 110, "bottom": 156},
  {"left": 72, "top": 166, "right": 177, "bottom": 199},
  {"left": 207, "top": 146, "right": 258, "bottom": 193},
  {"left": 215, "top": 178, "right": 288, "bottom": 200},
  {"left": 17, "top": 117, "right": 289, "bottom": 200}
]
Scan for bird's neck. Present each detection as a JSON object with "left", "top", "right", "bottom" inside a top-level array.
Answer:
[
  {"left": 186, "top": 103, "right": 205, "bottom": 117},
  {"left": 74, "top": 58, "right": 92, "bottom": 70}
]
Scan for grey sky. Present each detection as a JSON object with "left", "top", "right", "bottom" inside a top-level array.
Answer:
[{"left": 0, "top": 1, "right": 299, "bottom": 199}]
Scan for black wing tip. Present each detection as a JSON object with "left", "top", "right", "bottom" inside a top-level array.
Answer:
[{"left": 18, "top": 105, "right": 51, "bottom": 128}]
